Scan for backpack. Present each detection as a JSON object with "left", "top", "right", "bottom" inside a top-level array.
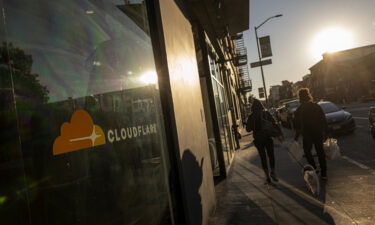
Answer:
[
  {"left": 245, "top": 115, "right": 252, "bottom": 132},
  {"left": 261, "top": 111, "right": 282, "bottom": 137}
]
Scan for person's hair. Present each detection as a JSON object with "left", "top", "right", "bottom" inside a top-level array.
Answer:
[
  {"left": 251, "top": 98, "right": 265, "bottom": 114},
  {"left": 298, "top": 88, "right": 313, "bottom": 103}
]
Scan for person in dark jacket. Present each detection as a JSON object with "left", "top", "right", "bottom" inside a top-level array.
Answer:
[
  {"left": 294, "top": 88, "right": 328, "bottom": 180},
  {"left": 247, "top": 99, "right": 281, "bottom": 184}
]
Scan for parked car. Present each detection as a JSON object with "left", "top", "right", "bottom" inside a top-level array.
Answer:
[
  {"left": 268, "top": 107, "right": 277, "bottom": 117},
  {"left": 284, "top": 99, "right": 300, "bottom": 128},
  {"left": 276, "top": 106, "right": 289, "bottom": 127},
  {"left": 369, "top": 106, "right": 375, "bottom": 140},
  {"left": 318, "top": 101, "right": 356, "bottom": 134}
]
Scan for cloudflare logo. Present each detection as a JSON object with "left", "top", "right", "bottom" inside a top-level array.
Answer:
[
  {"left": 53, "top": 109, "right": 157, "bottom": 156},
  {"left": 53, "top": 110, "right": 106, "bottom": 155}
]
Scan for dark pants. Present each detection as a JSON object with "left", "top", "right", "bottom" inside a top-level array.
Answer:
[
  {"left": 254, "top": 137, "right": 275, "bottom": 175},
  {"left": 303, "top": 135, "right": 327, "bottom": 176}
]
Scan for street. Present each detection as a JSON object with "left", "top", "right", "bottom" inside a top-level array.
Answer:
[
  {"left": 337, "top": 102, "right": 375, "bottom": 168},
  {"left": 211, "top": 102, "right": 375, "bottom": 225},
  {"left": 324, "top": 102, "right": 375, "bottom": 225},
  {"left": 281, "top": 101, "right": 375, "bottom": 224}
]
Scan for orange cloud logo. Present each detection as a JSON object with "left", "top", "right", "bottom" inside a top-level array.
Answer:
[{"left": 53, "top": 110, "right": 106, "bottom": 155}]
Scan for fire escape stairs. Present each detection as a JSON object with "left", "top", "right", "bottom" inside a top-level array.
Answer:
[{"left": 234, "top": 33, "right": 252, "bottom": 94}]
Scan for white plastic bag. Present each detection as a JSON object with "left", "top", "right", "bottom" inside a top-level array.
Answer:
[
  {"left": 289, "top": 141, "right": 304, "bottom": 161},
  {"left": 324, "top": 138, "right": 341, "bottom": 160}
]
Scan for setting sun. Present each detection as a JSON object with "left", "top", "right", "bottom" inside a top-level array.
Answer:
[{"left": 311, "top": 27, "right": 354, "bottom": 59}]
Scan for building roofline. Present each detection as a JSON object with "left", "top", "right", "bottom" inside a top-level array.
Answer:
[
  {"left": 309, "top": 59, "right": 324, "bottom": 71},
  {"left": 309, "top": 44, "right": 375, "bottom": 71},
  {"left": 325, "top": 44, "right": 375, "bottom": 55}
]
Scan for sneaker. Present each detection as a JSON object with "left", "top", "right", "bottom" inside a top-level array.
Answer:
[{"left": 270, "top": 172, "right": 279, "bottom": 182}]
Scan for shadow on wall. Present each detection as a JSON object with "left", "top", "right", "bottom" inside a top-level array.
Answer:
[{"left": 181, "top": 150, "right": 204, "bottom": 225}]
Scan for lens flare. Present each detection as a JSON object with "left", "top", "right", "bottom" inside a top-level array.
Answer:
[
  {"left": 311, "top": 27, "right": 354, "bottom": 60},
  {"left": 0, "top": 196, "right": 8, "bottom": 205},
  {"left": 139, "top": 71, "right": 158, "bottom": 85}
]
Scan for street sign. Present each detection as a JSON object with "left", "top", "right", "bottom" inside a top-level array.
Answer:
[
  {"left": 259, "top": 36, "right": 272, "bottom": 58},
  {"left": 250, "top": 59, "right": 272, "bottom": 68},
  {"left": 258, "top": 87, "right": 265, "bottom": 99}
]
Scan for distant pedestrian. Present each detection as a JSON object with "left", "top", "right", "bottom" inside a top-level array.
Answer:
[
  {"left": 294, "top": 88, "right": 328, "bottom": 180},
  {"left": 246, "top": 99, "right": 281, "bottom": 184}
]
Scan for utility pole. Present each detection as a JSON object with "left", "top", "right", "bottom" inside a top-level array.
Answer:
[
  {"left": 254, "top": 14, "right": 282, "bottom": 107},
  {"left": 254, "top": 27, "right": 268, "bottom": 106}
]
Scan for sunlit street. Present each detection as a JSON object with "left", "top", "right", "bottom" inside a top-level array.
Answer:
[
  {"left": 336, "top": 103, "right": 375, "bottom": 168},
  {"left": 211, "top": 103, "right": 375, "bottom": 225}
]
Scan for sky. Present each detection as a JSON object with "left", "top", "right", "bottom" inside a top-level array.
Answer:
[{"left": 244, "top": 0, "right": 375, "bottom": 98}]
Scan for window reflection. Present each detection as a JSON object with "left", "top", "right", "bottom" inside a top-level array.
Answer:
[
  {"left": 0, "top": 1, "right": 173, "bottom": 225},
  {"left": 208, "top": 54, "right": 232, "bottom": 167},
  {"left": 4, "top": 0, "right": 156, "bottom": 102}
]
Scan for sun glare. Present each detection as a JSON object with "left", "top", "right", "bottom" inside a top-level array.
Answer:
[
  {"left": 139, "top": 71, "right": 158, "bottom": 85},
  {"left": 311, "top": 27, "right": 354, "bottom": 60}
]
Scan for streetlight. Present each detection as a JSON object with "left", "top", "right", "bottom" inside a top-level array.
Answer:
[{"left": 255, "top": 14, "right": 282, "bottom": 106}]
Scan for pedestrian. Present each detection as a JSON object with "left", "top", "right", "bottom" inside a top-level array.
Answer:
[
  {"left": 246, "top": 99, "right": 281, "bottom": 184},
  {"left": 294, "top": 88, "right": 328, "bottom": 180}
]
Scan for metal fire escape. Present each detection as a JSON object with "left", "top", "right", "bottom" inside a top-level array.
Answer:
[
  {"left": 233, "top": 33, "right": 252, "bottom": 94},
  {"left": 232, "top": 33, "right": 252, "bottom": 116}
]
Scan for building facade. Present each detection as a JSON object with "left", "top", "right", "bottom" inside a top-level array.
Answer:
[
  {"left": 269, "top": 85, "right": 281, "bottom": 107},
  {"left": 0, "top": 1, "right": 249, "bottom": 225},
  {"left": 309, "top": 44, "right": 375, "bottom": 103}
]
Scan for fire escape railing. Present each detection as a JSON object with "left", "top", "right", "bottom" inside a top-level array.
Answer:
[{"left": 233, "top": 33, "right": 252, "bottom": 93}]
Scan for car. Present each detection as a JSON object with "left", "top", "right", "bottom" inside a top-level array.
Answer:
[
  {"left": 369, "top": 106, "right": 375, "bottom": 140},
  {"left": 283, "top": 99, "right": 300, "bottom": 128},
  {"left": 268, "top": 107, "right": 277, "bottom": 117},
  {"left": 276, "top": 106, "right": 289, "bottom": 127},
  {"left": 318, "top": 101, "right": 356, "bottom": 134}
]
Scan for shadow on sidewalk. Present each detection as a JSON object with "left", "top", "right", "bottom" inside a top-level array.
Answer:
[
  {"left": 239, "top": 150, "right": 336, "bottom": 224},
  {"left": 273, "top": 181, "right": 335, "bottom": 225},
  {"left": 240, "top": 142, "right": 254, "bottom": 150},
  {"left": 217, "top": 184, "right": 277, "bottom": 225},
  {"left": 211, "top": 166, "right": 278, "bottom": 225}
]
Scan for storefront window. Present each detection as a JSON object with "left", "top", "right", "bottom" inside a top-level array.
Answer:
[
  {"left": 208, "top": 55, "right": 232, "bottom": 167},
  {"left": 0, "top": 1, "right": 173, "bottom": 225}
]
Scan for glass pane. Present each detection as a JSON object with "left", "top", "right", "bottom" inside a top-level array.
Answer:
[
  {"left": 1, "top": 1, "right": 173, "bottom": 225},
  {"left": 208, "top": 54, "right": 232, "bottom": 167},
  {"left": 208, "top": 55, "right": 221, "bottom": 83},
  {"left": 217, "top": 83, "right": 233, "bottom": 156},
  {"left": 0, "top": 5, "right": 30, "bottom": 224},
  {"left": 212, "top": 80, "right": 229, "bottom": 166}
]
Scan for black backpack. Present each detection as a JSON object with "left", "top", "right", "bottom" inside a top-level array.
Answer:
[
  {"left": 246, "top": 111, "right": 281, "bottom": 137},
  {"left": 245, "top": 115, "right": 252, "bottom": 132},
  {"left": 260, "top": 111, "right": 282, "bottom": 137}
]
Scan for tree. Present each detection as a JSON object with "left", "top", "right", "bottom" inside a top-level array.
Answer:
[{"left": 0, "top": 42, "right": 49, "bottom": 109}]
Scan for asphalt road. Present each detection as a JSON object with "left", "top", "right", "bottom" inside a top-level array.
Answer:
[
  {"left": 337, "top": 102, "right": 375, "bottom": 170},
  {"left": 321, "top": 102, "right": 375, "bottom": 224},
  {"left": 286, "top": 102, "right": 375, "bottom": 224}
]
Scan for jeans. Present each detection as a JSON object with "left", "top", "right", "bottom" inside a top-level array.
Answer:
[
  {"left": 303, "top": 135, "right": 327, "bottom": 176},
  {"left": 254, "top": 137, "right": 275, "bottom": 175}
]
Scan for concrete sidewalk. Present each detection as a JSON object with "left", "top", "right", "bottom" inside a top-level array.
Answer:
[{"left": 209, "top": 130, "right": 362, "bottom": 225}]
